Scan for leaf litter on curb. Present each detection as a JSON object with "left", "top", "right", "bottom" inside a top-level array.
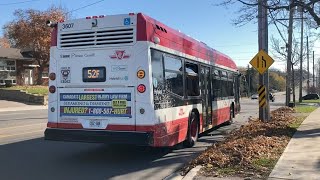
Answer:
[{"left": 182, "top": 107, "right": 297, "bottom": 179}]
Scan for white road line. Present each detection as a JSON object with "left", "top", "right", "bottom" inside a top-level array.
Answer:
[
  {"left": 0, "top": 123, "right": 47, "bottom": 130},
  {"left": 0, "top": 129, "right": 44, "bottom": 139},
  {"left": 0, "top": 112, "right": 26, "bottom": 116}
]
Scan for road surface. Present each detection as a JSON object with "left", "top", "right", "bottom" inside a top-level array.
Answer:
[{"left": 0, "top": 94, "right": 285, "bottom": 180}]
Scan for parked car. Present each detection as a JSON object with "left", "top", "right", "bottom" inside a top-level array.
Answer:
[
  {"left": 251, "top": 94, "right": 258, "bottom": 99},
  {"left": 302, "top": 93, "right": 320, "bottom": 100}
]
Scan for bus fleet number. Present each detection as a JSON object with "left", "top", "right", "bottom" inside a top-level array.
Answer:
[{"left": 62, "top": 23, "right": 74, "bottom": 29}]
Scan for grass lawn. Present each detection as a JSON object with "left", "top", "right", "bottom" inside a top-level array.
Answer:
[
  {"left": 294, "top": 105, "right": 317, "bottom": 113},
  {"left": 1, "top": 86, "right": 48, "bottom": 96},
  {"left": 301, "top": 99, "right": 320, "bottom": 103}
]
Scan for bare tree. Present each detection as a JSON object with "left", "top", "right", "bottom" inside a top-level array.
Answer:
[{"left": 220, "top": 0, "right": 320, "bottom": 27}]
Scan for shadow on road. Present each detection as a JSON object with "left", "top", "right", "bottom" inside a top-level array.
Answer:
[{"left": 0, "top": 137, "right": 209, "bottom": 180}]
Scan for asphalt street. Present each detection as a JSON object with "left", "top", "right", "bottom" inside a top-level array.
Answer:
[{"left": 0, "top": 94, "right": 285, "bottom": 180}]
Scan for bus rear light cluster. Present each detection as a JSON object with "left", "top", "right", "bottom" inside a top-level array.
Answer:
[
  {"left": 137, "top": 84, "right": 146, "bottom": 93},
  {"left": 49, "top": 86, "right": 56, "bottom": 93},
  {"left": 49, "top": 73, "right": 56, "bottom": 80},
  {"left": 137, "top": 70, "right": 145, "bottom": 79}
]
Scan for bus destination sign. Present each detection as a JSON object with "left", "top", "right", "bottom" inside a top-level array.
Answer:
[{"left": 83, "top": 67, "right": 106, "bottom": 82}]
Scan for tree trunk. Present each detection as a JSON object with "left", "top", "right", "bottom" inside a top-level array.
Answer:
[
  {"left": 37, "top": 65, "right": 43, "bottom": 85},
  {"left": 292, "top": 64, "right": 295, "bottom": 104}
]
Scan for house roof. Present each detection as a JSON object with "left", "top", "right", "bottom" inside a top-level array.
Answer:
[{"left": 0, "top": 48, "right": 33, "bottom": 61}]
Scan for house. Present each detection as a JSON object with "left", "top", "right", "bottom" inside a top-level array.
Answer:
[{"left": 0, "top": 48, "right": 49, "bottom": 86}]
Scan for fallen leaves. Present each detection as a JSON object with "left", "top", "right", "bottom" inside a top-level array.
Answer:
[{"left": 182, "top": 107, "right": 297, "bottom": 178}]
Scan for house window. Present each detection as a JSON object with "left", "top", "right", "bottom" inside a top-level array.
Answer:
[
  {"left": 0, "top": 60, "right": 16, "bottom": 71},
  {"left": 42, "top": 71, "right": 49, "bottom": 78},
  {"left": 6, "top": 66, "right": 15, "bottom": 71},
  {"left": 7, "top": 61, "right": 15, "bottom": 66}
]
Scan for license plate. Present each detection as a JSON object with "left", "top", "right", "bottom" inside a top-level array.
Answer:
[{"left": 89, "top": 119, "right": 102, "bottom": 128}]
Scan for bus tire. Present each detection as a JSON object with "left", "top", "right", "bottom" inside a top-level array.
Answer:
[
  {"left": 226, "top": 105, "right": 234, "bottom": 125},
  {"left": 183, "top": 111, "right": 199, "bottom": 148}
]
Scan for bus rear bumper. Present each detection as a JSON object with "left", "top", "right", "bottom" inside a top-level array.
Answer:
[{"left": 44, "top": 128, "right": 153, "bottom": 146}]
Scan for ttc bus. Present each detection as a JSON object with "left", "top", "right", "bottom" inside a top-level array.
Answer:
[{"left": 45, "top": 13, "right": 241, "bottom": 147}]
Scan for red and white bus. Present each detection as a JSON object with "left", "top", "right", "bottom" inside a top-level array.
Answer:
[{"left": 45, "top": 13, "right": 241, "bottom": 147}]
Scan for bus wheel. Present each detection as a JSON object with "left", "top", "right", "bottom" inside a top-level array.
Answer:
[
  {"left": 183, "top": 111, "right": 199, "bottom": 148},
  {"left": 226, "top": 106, "right": 234, "bottom": 125}
]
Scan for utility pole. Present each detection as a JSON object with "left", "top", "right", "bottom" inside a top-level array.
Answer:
[
  {"left": 286, "top": 0, "right": 294, "bottom": 106},
  {"left": 299, "top": 6, "right": 303, "bottom": 103},
  {"left": 247, "top": 64, "right": 250, "bottom": 97},
  {"left": 307, "top": 36, "right": 309, "bottom": 93},
  {"left": 313, "top": 51, "right": 315, "bottom": 88},
  {"left": 258, "top": 0, "right": 270, "bottom": 121}
]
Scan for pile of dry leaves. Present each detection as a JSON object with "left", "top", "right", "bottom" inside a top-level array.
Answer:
[{"left": 183, "top": 107, "right": 297, "bottom": 178}]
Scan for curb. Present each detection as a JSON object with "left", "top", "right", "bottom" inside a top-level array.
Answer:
[
  {"left": 164, "top": 166, "right": 201, "bottom": 180},
  {"left": 163, "top": 171, "right": 183, "bottom": 180},
  {"left": 183, "top": 166, "right": 202, "bottom": 180},
  {"left": 0, "top": 106, "right": 48, "bottom": 112}
]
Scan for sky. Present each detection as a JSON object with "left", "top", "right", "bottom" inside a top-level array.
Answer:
[{"left": 0, "top": 0, "right": 319, "bottom": 72}]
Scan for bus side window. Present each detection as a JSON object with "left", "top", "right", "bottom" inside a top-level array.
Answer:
[
  {"left": 185, "top": 63, "right": 200, "bottom": 96},
  {"left": 221, "top": 71, "right": 228, "bottom": 98},
  {"left": 164, "top": 55, "right": 183, "bottom": 96},
  {"left": 228, "top": 72, "right": 234, "bottom": 96},
  {"left": 212, "top": 69, "right": 220, "bottom": 100}
]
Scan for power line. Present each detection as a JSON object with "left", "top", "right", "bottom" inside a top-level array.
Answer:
[
  {"left": 65, "top": 0, "right": 106, "bottom": 15},
  {"left": 0, "top": 0, "right": 40, "bottom": 6}
]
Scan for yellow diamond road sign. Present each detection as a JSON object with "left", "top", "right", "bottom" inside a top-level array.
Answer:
[{"left": 250, "top": 50, "right": 274, "bottom": 74}]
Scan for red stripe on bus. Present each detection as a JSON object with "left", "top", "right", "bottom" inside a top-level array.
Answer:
[
  {"left": 136, "top": 13, "right": 237, "bottom": 70},
  {"left": 47, "top": 122, "right": 57, "bottom": 128},
  {"left": 49, "top": 107, "right": 232, "bottom": 146},
  {"left": 57, "top": 123, "right": 83, "bottom": 129},
  {"left": 50, "top": 27, "right": 57, "bottom": 46}
]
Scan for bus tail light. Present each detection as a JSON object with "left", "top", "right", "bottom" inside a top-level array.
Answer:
[
  {"left": 137, "top": 84, "right": 146, "bottom": 93},
  {"left": 49, "top": 73, "right": 56, "bottom": 80},
  {"left": 137, "top": 70, "right": 145, "bottom": 79},
  {"left": 49, "top": 86, "right": 56, "bottom": 93}
]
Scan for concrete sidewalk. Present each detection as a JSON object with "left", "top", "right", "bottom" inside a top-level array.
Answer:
[
  {"left": 268, "top": 107, "right": 320, "bottom": 180},
  {"left": 0, "top": 100, "right": 47, "bottom": 112}
]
